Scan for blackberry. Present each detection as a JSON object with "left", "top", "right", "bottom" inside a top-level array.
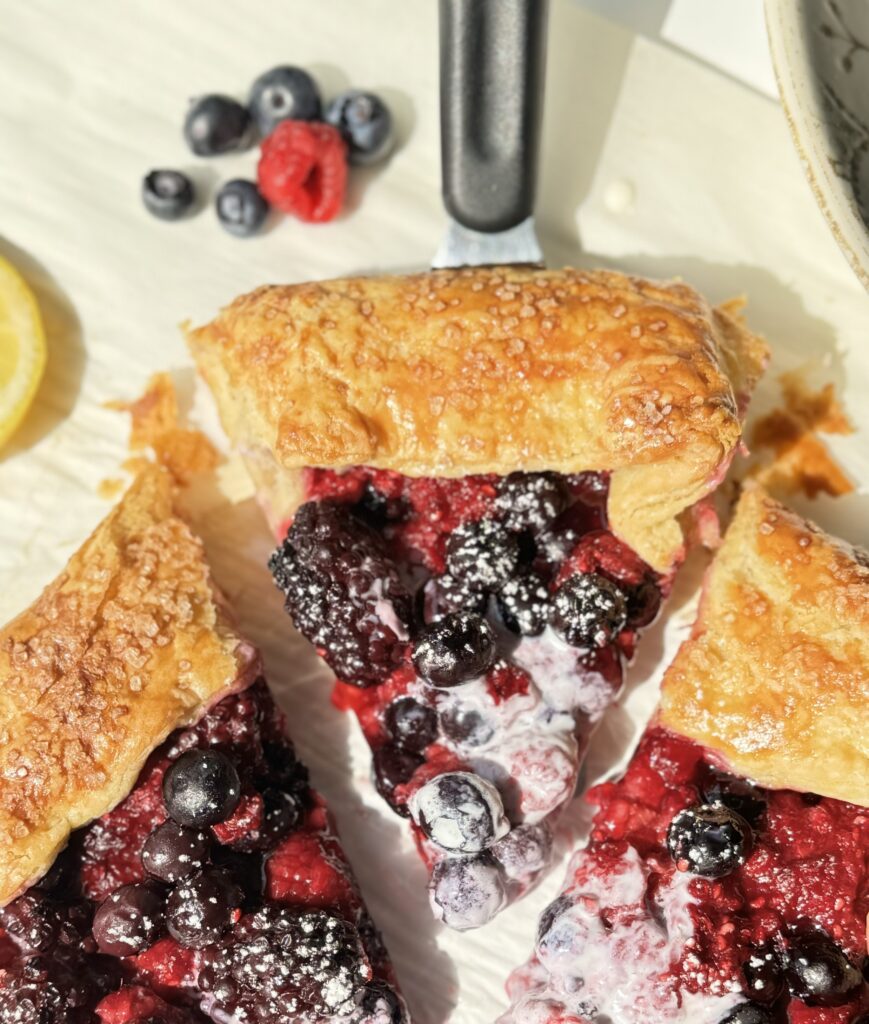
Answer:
[
  {"left": 495, "top": 472, "right": 568, "bottom": 533},
  {"left": 269, "top": 501, "right": 412, "bottom": 687},
  {"left": 200, "top": 906, "right": 370, "bottom": 1020},
  {"left": 410, "top": 772, "right": 508, "bottom": 854},
  {"left": 496, "top": 571, "right": 550, "bottom": 636},
  {"left": 0, "top": 892, "right": 62, "bottom": 953},
  {"left": 417, "top": 574, "right": 489, "bottom": 623},
  {"left": 701, "top": 770, "right": 767, "bottom": 830},
  {"left": 550, "top": 573, "right": 628, "bottom": 648},
  {"left": 383, "top": 696, "right": 438, "bottom": 754},
  {"left": 412, "top": 612, "right": 496, "bottom": 688},
  {"left": 0, "top": 954, "right": 110, "bottom": 1024},
  {"left": 784, "top": 931, "right": 862, "bottom": 1006},
  {"left": 445, "top": 519, "right": 519, "bottom": 591},
  {"left": 667, "top": 804, "right": 752, "bottom": 878},
  {"left": 372, "top": 745, "right": 422, "bottom": 817}
]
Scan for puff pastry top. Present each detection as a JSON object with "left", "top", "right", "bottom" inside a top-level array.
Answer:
[
  {"left": 0, "top": 467, "right": 258, "bottom": 906},
  {"left": 187, "top": 267, "right": 766, "bottom": 571},
  {"left": 660, "top": 485, "right": 869, "bottom": 807}
]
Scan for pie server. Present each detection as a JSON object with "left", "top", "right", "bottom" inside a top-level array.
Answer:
[{"left": 432, "top": 0, "right": 548, "bottom": 270}]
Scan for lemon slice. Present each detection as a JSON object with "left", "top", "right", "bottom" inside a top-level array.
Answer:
[{"left": 0, "top": 255, "right": 47, "bottom": 449}]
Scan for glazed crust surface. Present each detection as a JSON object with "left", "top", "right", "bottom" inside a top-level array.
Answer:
[
  {"left": 0, "top": 467, "right": 257, "bottom": 905},
  {"left": 187, "top": 267, "right": 767, "bottom": 571},
  {"left": 660, "top": 485, "right": 869, "bottom": 806}
]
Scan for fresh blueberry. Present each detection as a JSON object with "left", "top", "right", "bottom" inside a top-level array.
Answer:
[
  {"left": 495, "top": 472, "right": 569, "bottom": 534},
  {"left": 142, "top": 821, "right": 209, "bottom": 883},
  {"left": 248, "top": 65, "right": 321, "bottom": 136},
  {"left": 142, "top": 169, "right": 195, "bottom": 221},
  {"left": 429, "top": 853, "right": 506, "bottom": 931},
  {"left": 166, "top": 869, "right": 241, "bottom": 949},
  {"left": 412, "top": 611, "right": 497, "bottom": 687},
  {"left": 183, "top": 95, "right": 252, "bottom": 156},
  {"left": 784, "top": 931, "right": 862, "bottom": 1006},
  {"left": 410, "top": 771, "right": 508, "bottom": 854},
  {"left": 93, "top": 882, "right": 165, "bottom": 956},
  {"left": 718, "top": 1004, "right": 774, "bottom": 1024},
  {"left": 446, "top": 519, "right": 519, "bottom": 592},
  {"left": 215, "top": 178, "right": 269, "bottom": 237},
  {"left": 550, "top": 572, "right": 628, "bottom": 648},
  {"left": 497, "top": 571, "right": 550, "bottom": 636},
  {"left": 325, "top": 89, "right": 394, "bottom": 165},
  {"left": 667, "top": 804, "right": 752, "bottom": 878},
  {"left": 163, "top": 749, "right": 241, "bottom": 828},
  {"left": 383, "top": 696, "right": 438, "bottom": 754}
]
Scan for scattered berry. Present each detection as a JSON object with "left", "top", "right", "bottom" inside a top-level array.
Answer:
[
  {"left": 445, "top": 518, "right": 519, "bottom": 591},
  {"left": 429, "top": 853, "right": 506, "bottom": 931},
  {"left": 350, "top": 980, "right": 408, "bottom": 1023},
  {"left": 270, "top": 500, "right": 412, "bottom": 686},
  {"left": 495, "top": 472, "right": 569, "bottom": 533},
  {"left": 667, "top": 804, "right": 752, "bottom": 878},
  {"left": 141, "top": 170, "right": 195, "bottom": 221},
  {"left": 183, "top": 94, "right": 252, "bottom": 156},
  {"left": 702, "top": 770, "right": 767, "bottom": 829},
  {"left": 372, "top": 744, "right": 423, "bottom": 817},
  {"left": 490, "top": 823, "right": 553, "bottom": 883},
  {"left": 718, "top": 1004, "right": 774, "bottom": 1024},
  {"left": 199, "top": 906, "right": 370, "bottom": 1020},
  {"left": 93, "top": 882, "right": 165, "bottom": 956},
  {"left": 325, "top": 89, "right": 394, "bottom": 165},
  {"left": 384, "top": 696, "right": 438, "bottom": 754},
  {"left": 410, "top": 771, "right": 508, "bottom": 854},
  {"left": 162, "top": 749, "right": 241, "bottom": 828},
  {"left": 258, "top": 119, "right": 348, "bottom": 222},
  {"left": 623, "top": 577, "right": 662, "bottom": 628},
  {"left": 741, "top": 944, "right": 783, "bottom": 1003},
  {"left": 783, "top": 931, "right": 862, "bottom": 1006},
  {"left": 550, "top": 573, "right": 628, "bottom": 648},
  {"left": 418, "top": 573, "right": 489, "bottom": 622},
  {"left": 248, "top": 65, "right": 321, "bottom": 136},
  {"left": 142, "top": 821, "right": 209, "bottom": 883},
  {"left": 438, "top": 703, "right": 495, "bottom": 748},
  {"left": 215, "top": 178, "right": 269, "bottom": 236},
  {"left": 497, "top": 571, "right": 550, "bottom": 636},
  {"left": 165, "top": 869, "right": 240, "bottom": 949},
  {"left": 0, "top": 893, "right": 63, "bottom": 953},
  {"left": 412, "top": 611, "right": 496, "bottom": 687}
]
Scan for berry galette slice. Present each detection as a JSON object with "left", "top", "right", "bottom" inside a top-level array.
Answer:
[
  {"left": 501, "top": 487, "right": 868, "bottom": 1023},
  {"left": 187, "top": 267, "right": 767, "bottom": 929},
  {"left": 0, "top": 467, "right": 407, "bottom": 1024}
]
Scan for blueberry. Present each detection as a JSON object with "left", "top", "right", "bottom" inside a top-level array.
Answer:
[
  {"left": 166, "top": 869, "right": 241, "bottom": 949},
  {"left": 623, "top": 577, "right": 662, "bottom": 629},
  {"left": 383, "top": 696, "right": 438, "bottom": 754},
  {"left": 784, "top": 931, "right": 862, "bottom": 1006},
  {"left": 702, "top": 770, "right": 767, "bottom": 829},
  {"left": 93, "top": 882, "right": 165, "bottom": 956},
  {"left": 490, "top": 823, "right": 553, "bottom": 883},
  {"left": 163, "top": 749, "right": 241, "bottom": 828},
  {"left": 438, "top": 703, "right": 495, "bottom": 748},
  {"left": 354, "top": 481, "right": 408, "bottom": 528},
  {"left": 142, "top": 821, "right": 209, "bottom": 883},
  {"left": 410, "top": 771, "right": 507, "bottom": 854},
  {"left": 372, "top": 744, "right": 423, "bottom": 817},
  {"left": 325, "top": 89, "right": 394, "bottom": 165},
  {"left": 718, "top": 1004, "right": 774, "bottom": 1024},
  {"left": 446, "top": 519, "right": 519, "bottom": 592},
  {"left": 550, "top": 572, "right": 627, "bottom": 648},
  {"left": 215, "top": 179, "right": 269, "bottom": 237},
  {"left": 248, "top": 65, "right": 321, "bottom": 136},
  {"left": 429, "top": 853, "right": 506, "bottom": 930},
  {"left": 183, "top": 94, "right": 252, "bottom": 156},
  {"left": 667, "top": 804, "right": 752, "bottom": 878},
  {"left": 142, "top": 169, "right": 195, "bottom": 221},
  {"left": 412, "top": 611, "right": 496, "bottom": 687},
  {"left": 495, "top": 472, "right": 569, "bottom": 534},
  {"left": 741, "top": 944, "right": 783, "bottom": 1004},
  {"left": 496, "top": 571, "right": 550, "bottom": 636},
  {"left": 350, "top": 981, "right": 408, "bottom": 1024}
]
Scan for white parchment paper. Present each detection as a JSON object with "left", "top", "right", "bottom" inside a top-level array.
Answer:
[{"left": 0, "top": 3, "right": 866, "bottom": 1021}]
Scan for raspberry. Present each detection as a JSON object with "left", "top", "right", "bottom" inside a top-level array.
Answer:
[{"left": 257, "top": 119, "right": 347, "bottom": 222}]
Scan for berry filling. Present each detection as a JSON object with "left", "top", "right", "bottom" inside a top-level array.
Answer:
[
  {"left": 0, "top": 681, "right": 406, "bottom": 1024},
  {"left": 502, "top": 727, "right": 869, "bottom": 1023},
  {"left": 270, "top": 467, "right": 668, "bottom": 929}
]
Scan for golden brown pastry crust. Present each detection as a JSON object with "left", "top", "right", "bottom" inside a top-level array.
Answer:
[
  {"left": 0, "top": 466, "right": 258, "bottom": 906},
  {"left": 187, "top": 268, "right": 766, "bottom": 572},
  {"left": 659, "top": 485, "right": 869, "bottom": 807}
]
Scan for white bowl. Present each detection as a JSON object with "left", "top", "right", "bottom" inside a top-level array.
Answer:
[{"left": 766, "top": 0, "right": 869, "bottom": 289}]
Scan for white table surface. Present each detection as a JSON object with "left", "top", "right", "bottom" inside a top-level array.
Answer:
[{"left": 0, "top": 3, "right": 867, "bottom": 1022}]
